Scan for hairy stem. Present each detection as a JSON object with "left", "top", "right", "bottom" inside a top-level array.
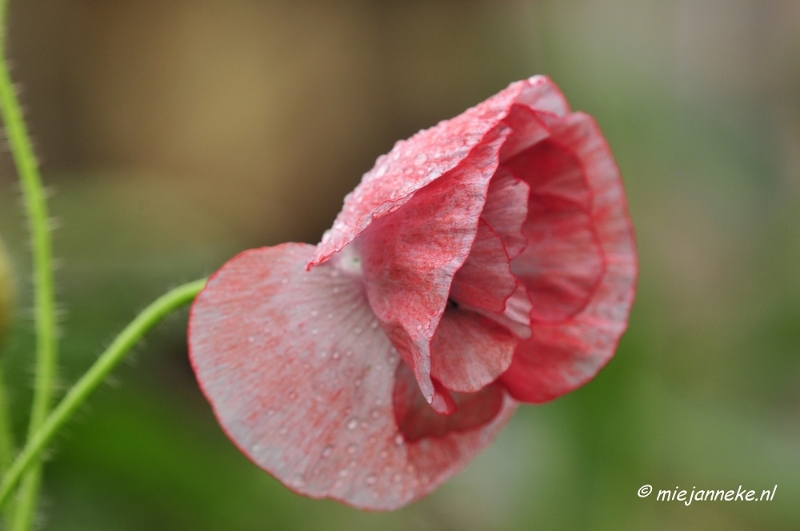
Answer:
[
  {"left": 0, "top": 1, "right": 59, "bottom": 528},
  {"left": 0, "top": 279, "right": 206, "bottom": 510}
]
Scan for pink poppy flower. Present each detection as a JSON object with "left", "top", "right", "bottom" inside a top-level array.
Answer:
[{"left": 188, "top": 76, "right": 637, "bottom": 510}]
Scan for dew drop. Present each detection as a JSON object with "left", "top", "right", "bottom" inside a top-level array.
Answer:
[
  {"left": 345, "top": 350, "right": 353, "bottom": 357},
  {"left": 360, "top": 421, "right": 369, "bottom": 430},
  {"left": 354, "top": 379, "right": 362, "bottom": 388},
  {"left": 346, "top": 443, "right": 358, "bottom": 455},
  {"left": 379, "top": 450, "right": 388, "bottom": 459},
  {"left": 370, "top": 321, "right": 379, "bottom": 330},
  {"left": 320, "top": 351, "right": 328, "bottom": 359},
  {"left": 311, "top": 310, "right": 318, "bottom": 317},
  {"left": 279, "top": 427, "right": 288, "bottom": 436},
  {"left": 376, "top": 165, "right": 388, "bottom": 178},
  {"left": 371, "top": 409, "right": 380, "bottom": 419},
  {"left": 415, "top": 324, "right": 422, "bottom": 331},
  {"left": 346, "top": 418, "right": 359, "bottom": 430},
  {"left": 394, "top": 434, "right": 404, "bottom": 446},
  {"left": 353, "top": 327, "right": 362, "bottom": 335},
  {"left": 247, "top": 336, "right": 255, "bottom": 343},
  {"left": 339, "top": 469, "right": 349, "bottom": 478},
  {"left": 328, "top": 313, "right": 334, "bottom": 319},
  {"left": 288, "top": 392, "right": 297, "bottom": 400},
  {"left": 393, "top": 473, "right": 402, "bottom": 483},
  {"left": 311, "top": 329, "right": 318, "bottom": 335},
  {"left": 414, "top": 153, "right": 428, "bottom": 165},
  {"left": 333, "top": 287, "right": 340, "bottom": 294},
  {"left": 366, "top": 475, "right": 377, "bottom": 486},
  {"left": 322, "top": 446, "right": 333, "bottom": 458},
  {"left": 332, "top": 352, "right": 341, "bottom": 360}
]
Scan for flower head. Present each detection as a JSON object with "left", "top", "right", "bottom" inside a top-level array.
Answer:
[{"left": 188, "top": 76, "right": 637, "bottom": 510}]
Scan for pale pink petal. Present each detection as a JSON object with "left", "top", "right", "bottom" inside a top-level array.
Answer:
[
  {"left": 449, "top": 220, "right": 517, "bottom": 314},
  {"left": 507, "top": 138, "right": 605, "bottom": 322},
  {"left": 478, "top": 168, "right": 530, "bottom": 260},
  {"left": 429, "top": 307, "right": 517, "bottom": 393},
  {"left": 189, "top": 244, "right": 516, "bottom": 510},
  {"left": 357, "top": 128, "right": 510, "bottom": 410},
  {"left": 500, "top": 113, "right": 637, "bottom": 403}
]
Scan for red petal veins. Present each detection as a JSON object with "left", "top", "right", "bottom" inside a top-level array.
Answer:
[
  {"left": 393, "top": 363, "right": 509, "bottom": 442},
  {"left": 507, "top": 138, "right": 605, "bottom": 322},
  {"left": 311, "top": 76, "right": 569, "bottom": 269},
  {"left": 449, "top": 220, "right": 517, "bottom": 314},
  {"left": 479, "top": 168, "right": 530, "bottom": 260},
  {"left": 188, "top": 244, "right": 515, "bottom": 510},
  {"left": 358, "top": 127, "right": 510, "bottom": 410},
  {"left": 430, "top": 307, "right": 517, "bottom": 393},
  {"left": 500, "top": 113, "right": 637, "bottom": 403}
]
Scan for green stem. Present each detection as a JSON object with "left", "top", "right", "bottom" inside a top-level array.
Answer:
[
  {"left": 0, "top": 279, "right": 206, "bottom": 510},
  {"left": 0, "top": 363, "right": 15, "bottom": 528},
  {"left": 0, "top": 1, "right": 59, "bottom": 528}
]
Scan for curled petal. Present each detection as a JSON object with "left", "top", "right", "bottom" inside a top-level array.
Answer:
[
  {"left": 311, "top": 75, "right": 570, "bottom": 268},
  {"left": 189, "top": 244, "right": 516, "bottom": 510},
  {"left": 358, "top": 127, "right": 510, "bottom": 410},
  {"left": 393, "top": 363, "right": 508, "bottom": 443},
  {"left": 478, "top": 168, "right": 530, "bottom": 260},
  {"left": 449, "top": 220, "right": 517, "bottom": 314},
  {"left": 500, "top": 113, "right": 637, "bottom": 403},
  {"left": 430, "top": 307, "right": 517, "bottom": 393},
  {"left": 507, "top": 138, "right": 605, "bottom": 322}
]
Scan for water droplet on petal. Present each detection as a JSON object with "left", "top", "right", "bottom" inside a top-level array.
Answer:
[
  {"left": 366, "top": 475, "right": 377, "bottom": 486},
  {"left": 354, "top": 379, "right": 362, "bottom": 388},
  {"left": 332, "top": 352, "right": 341, "bottom": 360},
  {"left": 394, "top": 434, "right": 404, "bottom": 446},
  {"left": 347, "top": 418, "right": 359, "bottom": 430},
  {"left": 393, "top": 473, "right": 402, "bottom": 483},
  {"left": 247, "top": 336, "right": 255, "bottom": 343},
  {"left": 370, "top": 321, "right": 378, "bottom": 330},
  {"left": 333, "top": 287, "right": 340, "bottom": 294},
  {"left": 288, "top": 392, "right": 297, "bottom": 400},
  {"left": 320, "top": 351, "right": 328, "bottom": 359},
  {"left": 354, "top": 327, "right": 362, "bottom": 335},
  {"left": 311, "top": 329, "right": 318, "bottom": 335},
  {"left": 311, "top": 310, "right": 318, "bottom": 317},
  {"left": 279, "top": 427, "right": 288, "bottom": 436},
  {"left": 281, "top": 278, "right": 288, "bottom": 285},
  {"left": 414, "top": 153, "right": 428, "bottom": 165},
  {"left": 360, "top": 421, "right": 369, "bottom": 430},
  {"left": 322, "top": 445, "right": 333, "bottom": 458},
  {"left": 339, "top": 469, "right": 349, "bottom": 478},
  {"left": 371, "top": 409, "right": 380, "bottom": 419},
  {"left": 380, "top": 450, "right": 389, "bottom": 459},
  {"left": 346, "top": 443, "right": 357, "bottom": 455}
]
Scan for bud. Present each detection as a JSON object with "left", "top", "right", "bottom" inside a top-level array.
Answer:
[{"left": 0, "top": 236, "right": 11, "bottom": 343}]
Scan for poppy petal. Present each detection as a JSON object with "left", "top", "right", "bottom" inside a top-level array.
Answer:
[
  {"left": 393, "top": 362, "right": 508, "bottom": 442},
  {"left": 311, "top": 75, "right": 570, "bottom": 268},
  {"left": 430, "top": 307, "right": 517, "bottom": 393},
  {"left": 449, "top": 220, "right": 517, "bottom": 314},
  {"left": 357, "top": 127, "right": 510, "bottom": 410},
  {"left": 506, "top": 137, "right": 606, "bottom": 322},
  {"left": 479, "top": 168, "right": 530, "bottom": 260},
  {"left": 500, "top": 113, "right": 637, "bottom": 403},
  {"left": 189, "top": 244, "right": 515, "bottom": 509}
]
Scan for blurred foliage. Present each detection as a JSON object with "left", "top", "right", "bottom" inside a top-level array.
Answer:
[{"left": 0, "top": 0, "right": 798, "bottom": 530}]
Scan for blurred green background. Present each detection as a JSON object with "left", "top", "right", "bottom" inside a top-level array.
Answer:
[{"left": 0, "top": 1, "right": 798, "bottom": 529}]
